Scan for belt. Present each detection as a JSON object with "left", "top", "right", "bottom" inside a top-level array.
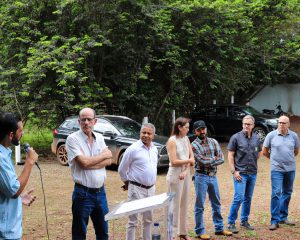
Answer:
[
  {"left": 129, "top": 181, "right": 154, "bottom": 189},
  {"left": 196, "top": 170, "right": 216, "bottom": 177},
  {"left": 240, "top": 171, "right": 256, "bottom": 175},
  {"left": 75, "top": 183, "right": 103, "bottom": 193}
]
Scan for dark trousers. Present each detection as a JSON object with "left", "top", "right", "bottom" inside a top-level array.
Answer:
[{"left": 72, "top": 185, "right": 109, "bottom": 240}]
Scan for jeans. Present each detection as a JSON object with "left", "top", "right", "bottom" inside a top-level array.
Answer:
[
  {"left": 194, "top": 173, "right": 224, "bottom": 236},
  {"left": 228, "top": 173, "right": 257, "bottom": 224},
  {"left": 72, "top": 185, "right": 109, "bottom": 240},
  {"left": 270, "top": 171, "right": 295, "bottom": 224}
]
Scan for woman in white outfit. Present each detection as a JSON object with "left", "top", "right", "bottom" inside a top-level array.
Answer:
[{"left": 166, "top": 117, "right": 195, "bottom": 240}]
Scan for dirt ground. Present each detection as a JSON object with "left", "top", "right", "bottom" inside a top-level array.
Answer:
[{"left": 19, "top": 117, "right": 300, "bottom": 240}]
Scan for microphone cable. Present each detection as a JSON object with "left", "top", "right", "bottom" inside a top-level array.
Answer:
[
  {"left": 35, "top": 162, "right": 50, "bottom": 240},
  {"left": 23, "top": 143, "right": 50, "bottom": 240}
]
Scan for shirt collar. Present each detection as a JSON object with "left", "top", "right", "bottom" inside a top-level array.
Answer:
[
  {"left": 79, "top": 129, "right": 96, "bottom": 141},
  {"left": 242, "top": 131, "right": 251, "bottom": 138},
  {"left": 276, "top": 129, "right": 290, "bottom": 136},
  {"left": 137, "top": 139, "right": 154, "bottom": 149},
  {"left": 196, "top": 136, "right": 207, "bottom": 144},
  {"left": 0, "top": 144, "right": 12, "bottom": 157}
]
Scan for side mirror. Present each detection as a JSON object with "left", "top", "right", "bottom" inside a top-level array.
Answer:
[{"left": 103, "top": 131, "right": 117, "bottom": 139}]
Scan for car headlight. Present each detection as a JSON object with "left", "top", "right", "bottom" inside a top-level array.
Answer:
[{"left": 265, "top": 119, "right": 278, "bottom": 125}]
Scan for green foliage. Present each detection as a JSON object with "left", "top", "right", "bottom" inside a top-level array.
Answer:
[
  {"left": 21, "top": 122, "right": 53, "bottom": 151},
  {"left": 0, "top": 0, "right": 299, "bottom": 133}
]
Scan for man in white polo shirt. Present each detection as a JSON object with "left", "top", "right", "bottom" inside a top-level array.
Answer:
[
  {"left": 66, "top": 107, "right": 113, "bottom": 240},
  {"left": 118, "top": 123, "right": 158, "bottom": 240}
]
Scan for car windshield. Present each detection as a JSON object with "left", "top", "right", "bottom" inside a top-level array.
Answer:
[
  {"left": 110, "top": 119, "right": 141, "bottom": 137},
  {"left": 241, "top": 106, "right": 261, "bottom": 115}
]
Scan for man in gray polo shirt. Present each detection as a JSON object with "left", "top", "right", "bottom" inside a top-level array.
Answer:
[
  {"left": 227, "top": 115, "right": 261, "bottom": 234},
  {"left": 262, "top": 115, "right": 300, "bottom": 231}
]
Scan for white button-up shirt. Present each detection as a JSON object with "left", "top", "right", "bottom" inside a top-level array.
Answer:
[
  {"left": 66, "top": 130, "right": 107, "bottom": 188},
  {"left": 118, "top": 140, "right": 158, "bottom": 186}
]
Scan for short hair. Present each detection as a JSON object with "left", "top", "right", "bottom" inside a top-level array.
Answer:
[
  {"left": 79, "top": 108, "right": 96, "bottom": 118},
  {"left": 243, "top": 115, "right": 255, "bottom": 124},
  {"left": 172, "top": 117, "right": 190, "bottom": 136},
  {"left": 141, "top": 123, "right": 156, "bottom": 134},
  {"left": 0, "top": 112, "right": 22, "bottom": 142}
]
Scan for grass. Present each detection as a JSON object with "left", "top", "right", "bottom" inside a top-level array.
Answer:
[{"left": 21, "top": 122, "right": 53, "bottom": 151}]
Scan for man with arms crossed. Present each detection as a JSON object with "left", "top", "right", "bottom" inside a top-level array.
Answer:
[
  {"left": 66, "top": 108, "right": 113, "bottom": 240},
  {"left": 262, "top": 115, "right": 300, "bottom": 230},
  {"left": 191, "top": 120, "right": 232, "bottom": 240},
  {"left": 227, "top": 115, "right": 261, "bottom": 233},
  {"left": 118, "top": 123, "right": 158, "bottom": 240},
  {"left": 0, "top": 112, "right": 38, "bottom": 239}
]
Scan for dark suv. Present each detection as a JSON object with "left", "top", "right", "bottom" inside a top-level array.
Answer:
[
  {"left": 51, "top": 115, "right": 169, "bottom": 167},
  {"left": 190, "top": 104, "right": 278, "bottom": 142}
]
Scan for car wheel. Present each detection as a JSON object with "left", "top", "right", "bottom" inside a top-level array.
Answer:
[
  {"left": 56, "top": 144, "right": 68, "bottom": 166},
  {"left": 118, "top": 152, "right": 124, "bottom": 165},
  {"left": 253, "top": 127, "right": 267, "bottom": 142}
]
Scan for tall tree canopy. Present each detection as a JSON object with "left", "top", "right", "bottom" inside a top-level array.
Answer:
[{"left": 1, "top": 0, "right": 299, "bottom": 132}]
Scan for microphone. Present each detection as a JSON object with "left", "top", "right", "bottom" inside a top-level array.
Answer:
[{"left": 23, "top": 143, "right": 40, "bottom": 169}]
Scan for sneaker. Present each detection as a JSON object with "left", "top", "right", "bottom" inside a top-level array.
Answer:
[
  {"left": 215, "top": 230, "right": 233, "bottom": 236},
  {"left": 279, "top": 220, "right": 296, "bottom": 226},
  {"left": 269, "top": 223, "right": 279, "bottom": 230},
  {"left": 241, "top": 221, "right": 255, "bottom": 230},
  {"left": 227, "top": 224, "right": 239, "bottom": 234}
]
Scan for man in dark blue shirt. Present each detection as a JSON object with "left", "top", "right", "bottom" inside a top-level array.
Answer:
[{"left": 227, "top": 115, "right": 261, "bottom": 233}]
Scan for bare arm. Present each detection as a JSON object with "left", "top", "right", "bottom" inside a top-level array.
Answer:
[
  {"left": 228, "top": 150, "right": 243, "bottom": 181},
  {"left": 86, "top": 158, "right": 112, "bottom": 169},
  {"left": 295, "top": 148, "right": 299, "bottom": 156},
  {"left": 188, "top": 140, "right": 195, "bottom": 166},
  {"left": 14, "top": 148, "right": 38, "bottom": 198},
  {"left": 167, "top": 139, "right": 193, "bottom": 167},
  {"left": 228, "top": 150, "right": 235, "bottom": 173},
  {"left": 75, "top": 148, "right": 113, "bottom": 169},
  {"left": 262, "top": 146, "right": 270, "bottom": 159}
]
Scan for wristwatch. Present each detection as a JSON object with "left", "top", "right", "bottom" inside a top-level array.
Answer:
[{"left": 231, "top": 170, "right": 235, "bottom": 174}]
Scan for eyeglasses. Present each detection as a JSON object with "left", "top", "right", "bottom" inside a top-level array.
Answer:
[
  {"left": 243, "top": 123, "right": 253, "bottom": 126},
  {"left": 79, "top": 118, "right": 95, "bottom": 123},
  {"left": 279, "top": 122, "right": 288, "bottom": 125}
]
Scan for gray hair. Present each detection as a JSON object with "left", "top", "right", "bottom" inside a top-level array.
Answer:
[
  {"left": 141, "top": 123, "right": 156, "bottom": 134},
  {"left": 243, "top": 115, "right": 255, "bottom": 124}
]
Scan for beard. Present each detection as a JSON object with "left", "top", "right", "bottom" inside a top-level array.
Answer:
[
  {"left": 11, "top": 135, "right": 20, "bottom": 146},
  {"left": 199, "top": 134, "right": 206, "bottom": 140}
]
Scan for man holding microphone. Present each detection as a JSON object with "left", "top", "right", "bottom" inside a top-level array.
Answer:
[{"left": 0, "top": 112, "right": 38, "bottom": 239}]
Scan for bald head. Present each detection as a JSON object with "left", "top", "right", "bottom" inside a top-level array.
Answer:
[
  {"left": 278, "top": 115, "right": 290, "bottom": 135},
  {"left": 79, "top": 108, "right": 96, "bottom": 118}
]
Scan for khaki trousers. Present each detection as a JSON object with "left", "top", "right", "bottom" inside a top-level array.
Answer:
[
  {"left": 166, "top": 166, "right": 191, "bottom": 237},
  {"left": 126, "top": 183, "right": 155, "bottom": 240}
]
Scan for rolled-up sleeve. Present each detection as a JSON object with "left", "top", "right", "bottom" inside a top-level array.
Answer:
[
  {"left": 66, "top": 135, "right": 82, "bottom": 164},
  {"left": 0, "top": 156, "right": 20, "bottom": 198}
]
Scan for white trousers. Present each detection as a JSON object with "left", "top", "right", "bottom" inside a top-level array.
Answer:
[
  {"left": 126, "top": 183, "right": 156, "bottom": 240},
  {"left": 166, "top": 166, "right": 191, "bottom": 237}
]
